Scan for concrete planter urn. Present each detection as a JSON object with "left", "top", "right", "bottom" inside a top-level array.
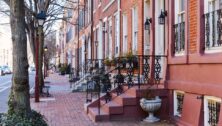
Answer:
[{"left": 140, "top": 96, "right": 162, "bottom": 123}]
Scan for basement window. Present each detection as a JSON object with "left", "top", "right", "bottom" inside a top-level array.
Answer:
[
  {"left": 204, "top": 96, "right": 221, "bottom": 126},
  {"left": 174, "top": 90, "right": 185, "bottom": 117}
]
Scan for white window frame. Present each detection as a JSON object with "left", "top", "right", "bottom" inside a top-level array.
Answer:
[
  {"left": 122, "top": 13, "right": 128, "bottom": 54},
  {"left": 87, "top": 0, "right": 91, "bottom": 23},
  {"left": 114, "top": 13, "right": 119, "bottom": 56},
  {"left": 144, "top": 1, "right": 150, "bottom": 55},
  {"left": 173, "top": 90, "right": 185, "bottom": 117},
  {"left": 108, "top": 17, "right": 112, "bottom": 59},
  {"left": 174, "top": 0, "right": 186, "bottom": 56},
  {"left": 132, "top": 6, "right": 138, "bottom": 54},
  {"left": 204, "top": 0, "right": 222, "bottom": 53},
  {"left": 98, "top": 0, "right": 101, "bottom": 7},
  {"left": 204, "top": 96, "right": 221, "bottom": 126}
]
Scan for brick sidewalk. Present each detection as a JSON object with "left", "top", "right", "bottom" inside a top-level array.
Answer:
[{"left": 31, "top": 73, "right": 174, "bottom": 126}]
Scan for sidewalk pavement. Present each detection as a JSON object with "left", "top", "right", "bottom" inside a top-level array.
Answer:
[{"left": 31, "top": 73, "right": 174, "bottom": 126}]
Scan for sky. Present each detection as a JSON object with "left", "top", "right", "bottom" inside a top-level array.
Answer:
[
  {"left": 0, "top": 21, "right": 11, "bottom": 50},
  {"left": 0, "top": 0, "right": 11, "bottom": 49}
]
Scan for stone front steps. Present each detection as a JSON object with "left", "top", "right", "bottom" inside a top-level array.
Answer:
[{"left": 86, "top": 84, "right": 169, "bottom": 122}]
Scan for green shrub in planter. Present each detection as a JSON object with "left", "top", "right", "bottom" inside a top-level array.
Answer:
[
  {"left": 104, "top": 58, "right": 111, "bottom": 66},
  {"left": 60, "top": 66, "right": 66, "bottom": 75},
  {"left": 125, "top": 51, "right": 138, "bottom": 69}
]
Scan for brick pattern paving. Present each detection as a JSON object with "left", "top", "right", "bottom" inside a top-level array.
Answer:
[{"left": 31, "top": 73, "right": 174, "bottom": 126}]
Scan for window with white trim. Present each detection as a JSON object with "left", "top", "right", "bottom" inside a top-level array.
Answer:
[
  {"left": 204, "top": 0, "right": 222, "bottom": 53},
  {"left": 108, "top": 17, "right": 112, "bottom": 59},
  {"left": 204, "top": 96, "right": 221, "bottom": 126},
  {"left": 174, "top": 0, "right": 186, "bottom": 55},
  {"left": 174, "top": 90, "right": 185, "bottom": 117},
  {"left": 132, "top": 7, "right": 138, "bottom": 54},
  {"left": 144, "top": 0, "right": 150, "bottom": 55},
  {"left": 122, "top": 14, "right": 128, "bottom": 54},
  {"left": 115, "top": 14, "right": 119, "bottom": 55}
]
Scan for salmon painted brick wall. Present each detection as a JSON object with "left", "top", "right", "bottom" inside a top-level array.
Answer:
[
  {"left": 189, "top": 0, "right": 197, "bottom": 53},
  {"left": 120, "top": 0, "right": 144, "bottom": 55}
]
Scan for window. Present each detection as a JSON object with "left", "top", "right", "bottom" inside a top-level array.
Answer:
[
  {"left": 98, "top": 0, "right": 102, "bottom": 7},
  {"left": 85, "top": 0, "right": 89, "bottom": 25},
  {"left": 108, "top": 18, "right": 112, "bottom": 59},
  {"left": 115, "top": 14, "right": 119, "bottom": 55},
  {"left": 132, "top": 7, "right": 138, "bottom": 54},
  {"left": 174, "top": 0, "right": 186, "bottom": 55},
  {"left": 204, "top": 96, "right": 221, "bottom": 126},
  {"left": 174, "top": 90, "right": 185, "bottom": 117},
  {"left": 144, "top": 1, "right": 150, "bottom": 55},
  {"left": 204, "top": 0, "right": 222, "bottom": 53},
  {"left": 180, "top": 0, "right": 185, "bottom": 12},
  {"left": 93, "top": 0, "right": 96, "bottom": 12},
  {"left": 122, "top": 14, "right": 128, "bottom": 53},
  {"left": 88, "top": 0, "right": 91, "bottom": 23}
]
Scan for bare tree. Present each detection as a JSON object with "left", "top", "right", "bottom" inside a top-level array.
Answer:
[
  {"left": 1, "top": 0, "right": 76, "bottom": 98},
  {"left": 9, "top": 0, "right": 31, "bottom": 115}
]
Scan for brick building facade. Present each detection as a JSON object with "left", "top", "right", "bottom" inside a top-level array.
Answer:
[{"left": 60, "top": 0, "right": 222, "bottom": 125}]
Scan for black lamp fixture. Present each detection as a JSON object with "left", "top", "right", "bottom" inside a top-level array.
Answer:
[
  {"left": 144, "top": 18, "right": 152, "bottom": 31},
  {"left": 36, "top": 11, "right": 46, "bottom": 26},
  {"left": 158, "top": 10, "right": 167, "bottom": 25}
]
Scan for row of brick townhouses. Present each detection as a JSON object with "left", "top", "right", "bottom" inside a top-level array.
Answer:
[{"left": 58, "top": 0, "right": 222, "bottom": 125}]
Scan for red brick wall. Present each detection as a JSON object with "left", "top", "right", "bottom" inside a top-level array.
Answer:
[
  {"left": 120, "top": 0, "right": 144, "bottom": 55},
  {"left": 189, "top": 0, "right": 197, "bottom": 53}
]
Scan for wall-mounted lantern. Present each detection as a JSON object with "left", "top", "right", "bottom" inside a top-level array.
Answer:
[
  {"left": 158, "top": 10, "right": 167, "bottom": 25},
  {"left": 144, "top": 18, "right": 152, "bottom": 31}
]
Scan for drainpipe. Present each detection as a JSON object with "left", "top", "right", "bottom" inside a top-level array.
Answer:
[
  {"left": 118, "top": 0, "right": 121, "bottom": 56},
  {"left": 186, "top": 0, "right": 189, "bottom": 64},
  {"left": 77, "top": 0, "right": 80, "bottom": 77},
  {"left": 91, "top": 0, "right": 94, "bottom": 59}
]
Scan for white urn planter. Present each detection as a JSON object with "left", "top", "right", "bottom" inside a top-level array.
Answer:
[{"left": 140, "top": 96, "right": 162, "bottom": 123}]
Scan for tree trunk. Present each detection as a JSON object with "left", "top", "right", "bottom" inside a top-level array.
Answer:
[{"left": 9, "top": 0, "right": 31, "bottom": 115}]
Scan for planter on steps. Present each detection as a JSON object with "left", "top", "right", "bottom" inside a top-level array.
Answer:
[{"left": 140, "top": 96, "right": 162, "bottom": 123}]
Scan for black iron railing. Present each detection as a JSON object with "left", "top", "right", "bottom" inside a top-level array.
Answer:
[
  {"left": 208, "top": 100, "right": 221, "bottom": 126},
  {"left": 174, "top": 22, "right": 185, "bottom": 54},
  {"left": 205, "top": 9, "right": 222, "bottom": 50},
  {"left": 85, "top": 55, "right": 166, "bottom": 115},
  {"left": 85, "top": 59, "right": 106, "bottom": 103}
]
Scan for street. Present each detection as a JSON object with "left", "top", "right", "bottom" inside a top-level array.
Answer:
[{"left": 0, "top": 72, "right": 35, "bottom": 113}]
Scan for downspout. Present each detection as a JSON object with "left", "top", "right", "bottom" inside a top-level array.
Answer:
[
  {"left": 77, "top": 0, "right": 80, "bottom": 77},
  {"left": 186, "top": 0, "right": 189, "bottom": 64},
  {"left": 118, "top": 0, "right": 121, "bottom": 56},
  {"left": 91, "top": 0, "right": 94, "bottom": 59}
]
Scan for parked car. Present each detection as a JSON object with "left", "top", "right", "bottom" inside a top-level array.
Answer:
[
  {"left": 0, "top": 66, "right": 5, "bottom": 76},
  {"left": 29, "top": 66, "right": 36, "bottom": 72},
  {"left": 2, "top": 66, "right": 12, "bottom": 74}
]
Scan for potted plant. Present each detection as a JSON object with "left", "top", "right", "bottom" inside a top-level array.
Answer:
[
  {"left": 104, "top": 58, "right": 111, "bottom": 66},
  {"left": 118, "top": 57, "right": 127, "bottom": 69},
  {"left": 140, "top": 88, "right": 162, "bottom": 123},
  {"left": 110, "top": 56, "right": 116, "bottom": 66},
  {"left": 125, "top": 51, "right": 138, "bottom": 69},
  {"left": 59, "top": 65, "right": 66, "bottom": 75}
]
